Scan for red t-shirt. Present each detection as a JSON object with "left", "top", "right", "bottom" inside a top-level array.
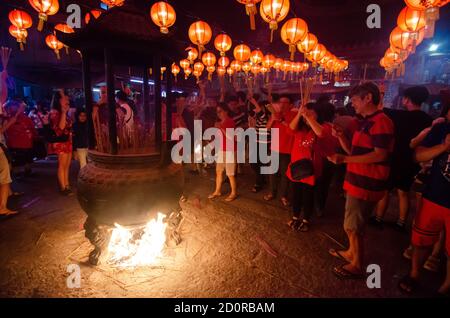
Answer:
[
  {"left": 344, "top": 111, "right": 394, "bottom": 201},
  {"left": 286, "top": 124, "right": 336, "bottom": 185},
  {"left": 219, "top": 117, "right": 236, "bottom": 152},
  {"left": 271, "top": 109, "right": 297, "bottom": 154},
  {"left": 5, "top": 114, "right": 36, "bottom": 149}
]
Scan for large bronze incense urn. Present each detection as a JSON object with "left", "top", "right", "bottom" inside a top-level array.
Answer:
[{"left": 58, "top": 3, "right": 185, "bottom": 265}]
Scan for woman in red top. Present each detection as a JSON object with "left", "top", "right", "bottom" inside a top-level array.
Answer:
[
  {"left": 208, "top": 103, "right": 238, "bottom": 202},
  {"left": 286, "top": 103, "right": 336, "bottom": 232},
  {"left": 49, "top": 90, "right": 73, "bottom": 196}
]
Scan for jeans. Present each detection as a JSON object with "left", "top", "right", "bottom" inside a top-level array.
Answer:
[
  {"left": 314, "top": 159, "right": 335, "bottom": 212},
  {"left": 250, "top": 143, "right": 270, "bottom": 188},
  {"left": 269, "top": 152, "right": 291, "bottom": 198},
  {"left": 291, "top": 181, "right": 315, "bottom": 221}
]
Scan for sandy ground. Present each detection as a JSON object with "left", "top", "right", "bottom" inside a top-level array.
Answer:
[{"left": 0, "top": 159, "right": 444, "bottom": 297}]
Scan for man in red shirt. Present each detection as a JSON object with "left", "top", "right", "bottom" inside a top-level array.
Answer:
[
  {"left": 328, "top": 82, "right": 394, "bottom": 279},
  {"left": 265, "top": 95, "right": 297, "bottom": 206},
  {"left": 5, "top": 99, "right": 37, "bottom": 176}
]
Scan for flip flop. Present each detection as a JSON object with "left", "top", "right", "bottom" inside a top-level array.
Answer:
[
  {"left": 398, "top": 275, "right": 419, "bottom": 294},
  {"left": 332, "top": 265, "right": 365, "bottom": 280},
  {"left": 0, "top": 210, "right": 19, "bottom": 217},
  {"left": 329, "top": 248, "right": 351, "bottom": 263},
  {"left": 208, "top": 193, "right": 222, "bottom": 200},
  {"left": 225, "top": 194, "right": 238, "bottom": 202}
]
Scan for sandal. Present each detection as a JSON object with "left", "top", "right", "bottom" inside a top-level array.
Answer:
[
  {"left": 225, "top": 194, "right": 238, "bottom": 202},
  {"left": 0, "top": 209, "right": 19, "bottom": 217},
  {"left": 329, "top": 248, "right": 351, "bottom": 263},
  {"left": 263, "top": 193, "right": 274, "bottom": 201},
  {"left": 281, "top": 197, "right": 290, "bottom": 207},
  {"left": 333, "top": 265, "right": 364, "bottom": 280},
  {"left": 424, "top": 255, "right": 440, "bottom": 272},
  {"left": 251, "top": 185, "right": 262, "bottom": 193},
  {"left": 298, "top": 220, "right": 310, "bottom": 232},
  {"left": 287, "top": 218, "right": 302, "bottom": 231},
  {"left": 398, "top": 275, "right": 419, "bottom": 294},
  {"left": 208, "top": 193, "right": 222, "bottom": 200}
]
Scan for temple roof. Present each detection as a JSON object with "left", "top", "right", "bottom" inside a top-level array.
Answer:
[{"left": 57, "top": 2, "right": 179, "bottom": 65}]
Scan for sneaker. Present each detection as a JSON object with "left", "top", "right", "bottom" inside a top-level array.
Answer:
[{"left": 394, "top": 221, "right": 407, "bottom": 233}]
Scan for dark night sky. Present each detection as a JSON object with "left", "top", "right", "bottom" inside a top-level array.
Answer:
[{"left": 1, "top": 0, "right": 449, "bottom": 86}]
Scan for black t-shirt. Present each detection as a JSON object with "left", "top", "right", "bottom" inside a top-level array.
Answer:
[
  {"left": 422, "top": 122, "right": 450, "bottom": 209},
  {"left": 384, "top": 108, "right": 432, "bottom": 168}
]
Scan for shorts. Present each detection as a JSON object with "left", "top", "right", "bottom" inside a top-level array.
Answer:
[
  {"left": 388, "top": 165, "right": 418, "bottom": 192},
  {"left": 412, "top": 198, "right": 450, "bottom": 255},
  {"left": 344, "top": 195, "right": 377, "bottom": 234},
  {"left": 216, "top": 150, "right": 236, "bottom": 177},
  {"left": 0, "top": 148, "right": 12, "bottom": 185}
]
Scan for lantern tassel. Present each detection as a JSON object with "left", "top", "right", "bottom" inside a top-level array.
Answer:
[
  {"left": 424, "top": 20, "right": 435, "bottom": 39},
  {"left": 289, "top": 45, "right": 296, "bottom": 61},
  {"left": 65, "top": 46, "right": 69, "bottom": 55},
  {"left": 37, "top": 17, "right": 45, "bottom": 32},
  {"left": 55, "top": 49, "right": 60, "bottom": 60},
  {"left": 19, "top": 42, "right": 24, "bottom": 51},
  {"left": 246, "top": 5, "right": 257, "bottom": 31}
]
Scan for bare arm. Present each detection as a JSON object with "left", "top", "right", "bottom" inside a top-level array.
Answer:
[
  {"left": 289, "top": 110, "right": 302, "bottom": 131},
  {"left": 344, "top": 147, "right": 389, "bottom": 164},
  {"left": 410, "top": 127, "right": 431, "bottom": 149},
  {"left": 303, "top": 114, "right": 324, "bottom": 137},
  {"left": 415, "top": 143, "right": 449, "bottom": 163}
]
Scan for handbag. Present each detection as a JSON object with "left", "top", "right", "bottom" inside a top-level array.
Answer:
[
  {"left": 290, "top": 158, "right": 314, "bottom": 181},
  {"left": 43, "top": 124, "right": 69, "bottom": 143}
]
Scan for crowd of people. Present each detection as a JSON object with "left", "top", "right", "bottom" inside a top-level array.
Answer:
[
  {"left": 0, "top": 79, "right": 449, "bottom": 295},
  {"left": 172, "top": 82, "right": 449, "bottom": 295}
]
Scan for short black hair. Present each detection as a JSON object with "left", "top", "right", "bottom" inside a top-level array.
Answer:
[
  {"left": 226, "top": 95, "right": 238, "bottom": 103},
  {"left": 403, "top": 86, "right": 430, "bottom": 106},
  {"left": 279, "top": 94, "right": 292, "bottom": 103},
  {"left": 217, "top": 102, "right": 233, "bottom": 117},
  {"left": 315, "top": 102, "right": 335, "bottom": 123},
  {"left": 115, "top": 90, "right": 128, "bottom": 101},
  {"left": 349, "top": 82, "right": 381, "bottom": 106},
  {"left": 236, "top": 91, "right": 246, "bottom": 102}
]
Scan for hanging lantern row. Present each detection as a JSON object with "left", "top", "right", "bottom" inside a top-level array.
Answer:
[{"left": 381, "top": 1, "right": 449, "bottom": 75}]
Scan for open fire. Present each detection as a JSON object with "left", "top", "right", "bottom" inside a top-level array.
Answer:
[{"left": 106, "top": 212, "right": 168, "bottom": 267}]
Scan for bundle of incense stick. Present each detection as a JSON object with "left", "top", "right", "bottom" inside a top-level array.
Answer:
[{"left": 299, "top": 77, "right": 313, "bottom": 106}]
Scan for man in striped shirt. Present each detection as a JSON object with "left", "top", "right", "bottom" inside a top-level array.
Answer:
[
  {"left": 248, "top": 96, "right": 271, "bottom": 192},
  {"left": 328, "top": 82, "right": 394, "bottom": 279}
]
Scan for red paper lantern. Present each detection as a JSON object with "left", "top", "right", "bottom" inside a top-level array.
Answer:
[
  {"left": 45, "top": 34, "right": 64, "bottom": 59},
  {"left": 188, "top": 21, "right": 212, "bottom": 56},
  {"left": 150, "top": 1, "right": 176, "bottom": 34},
  {"left": 237, "top": 0, "right": 262, "bottom": 30},
  {"left": 280, "top": 18, "right": 308, "bottom": 60},
  {"left": 214, "top": 33, "right": 233, "bottom": 56},
  {"left": 9, "top": 9, "right": 33, "bottom": 30},
  {"left": 233, "top": 44, "right": 251, "bottom": 62},
  {"left": 29, "top": 0, "right": 59, "bottom": 31},
  {"left": 9, "top": 26, "right": 28, "bottom": 51}
]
